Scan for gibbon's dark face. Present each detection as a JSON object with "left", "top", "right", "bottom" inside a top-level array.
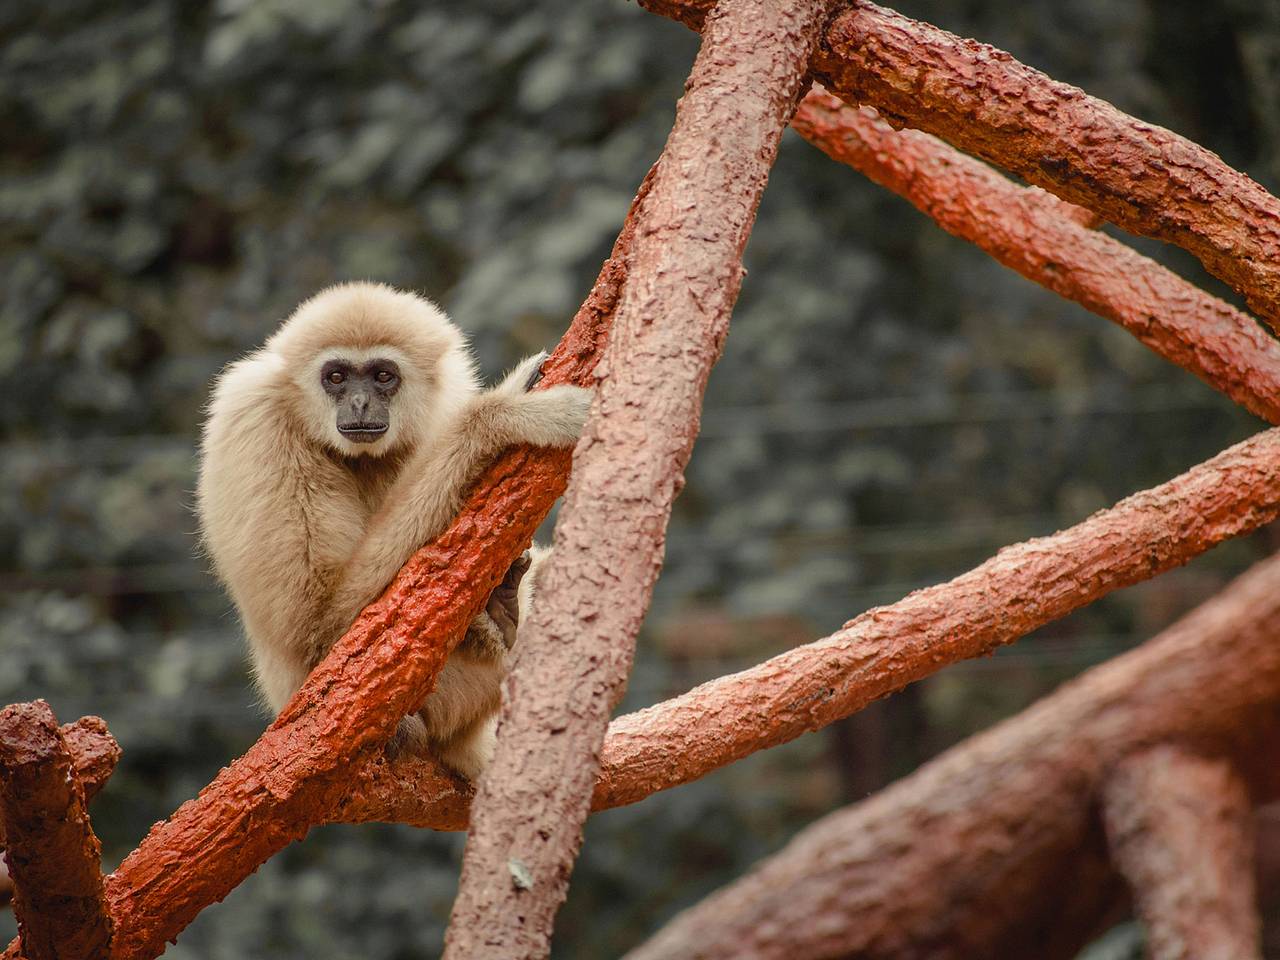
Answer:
[{"left": 320, "top": 357, "right": 402, "bottom": 443}]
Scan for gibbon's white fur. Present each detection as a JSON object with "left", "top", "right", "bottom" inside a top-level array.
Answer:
[{"left": 196, "top": 281, "right": 591, "bottom": 778}]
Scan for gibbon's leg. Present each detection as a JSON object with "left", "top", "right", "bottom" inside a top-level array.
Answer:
[{"left": 328, "top": 355, "right": 590, "bottom": 629}]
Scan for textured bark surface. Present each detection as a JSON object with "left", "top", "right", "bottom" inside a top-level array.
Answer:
[
  {"left": 626, "top": 551, "right": 1280, "bottom": 960},
  {"left": 338, "top": 410, "right": 1280, "bottom": 833},
  {"left": 442, "top": 2, "right": 829, "bottom": 956},
  {"left": 0, "top": 701, "right": 112, "bottom": 960},
  {"left": 15, "top": 171, "right": 654, "bottom": 960},
  {"left": 593, "top": 427, "right": 1280, "bottom": 810},
  {"left": 793, "top": 90, "right": 1280, "bottom": 425},
  {"left": 0, "top": 715, "right": 120, "bottom": 848},
  {"left": 643, "top": 0, "right": 1280, "bottom": 329},
  {"left": 1103, "top": 747, "right": 1262, "bottom": 960}
]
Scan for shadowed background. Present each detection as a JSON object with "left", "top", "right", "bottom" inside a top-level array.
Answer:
[{"left": 2, "top": 1, "right": 1278, "bottom": 956}]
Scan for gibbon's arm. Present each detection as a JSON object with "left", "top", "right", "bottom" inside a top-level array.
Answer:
[{"left": 328, "top": 355, "right": 590, "bottom": 630}]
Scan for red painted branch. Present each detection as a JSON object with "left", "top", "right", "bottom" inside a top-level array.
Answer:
[
  {"left": 0, "top": 715, "right": 120, "bottom": 848},
  {"left": 0, "top": 701, "right": 112, "bottom": 960},
  {"left": 59, "top": 717, "right": 122, "bottom": 806},
  {"left": 594, "top": 431, "right": 1280, "bottom": 809},
  {"left": 1103, "top": 747, "right": 1262, "bottom": 960},
  {"left": 625, "top": 550, "right": 1280, "bottom": 960},
  {"left": 337, "top": 431, "right": 1280, "bottom": 834},
  {"left": 442, "top": 2, "right": 830, "bottom": 956},
  {"left": 642, "top": 0, "right": 1280, "bottom": 329},
  {"left": 792, "top": 90, "right": 1280, "bottom": 425},
  {"left": 23, "top": 172, "right": 653, "bottom": 960}
]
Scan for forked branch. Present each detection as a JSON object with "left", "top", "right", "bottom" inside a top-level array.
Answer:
[
  {"left": 0, "top": 701, "right": 112, "bottom": 960},
  {"left": 0, "top": 715, "right": 120, "bottom": 848}
]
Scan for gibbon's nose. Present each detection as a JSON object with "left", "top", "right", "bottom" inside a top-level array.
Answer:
[{"left": 351, "top": 392, "right": 370, "bottom": 418}]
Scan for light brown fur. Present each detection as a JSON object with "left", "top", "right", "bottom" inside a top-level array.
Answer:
[{"left": 196, "top": 282, "right": 589, "bottom": 778}]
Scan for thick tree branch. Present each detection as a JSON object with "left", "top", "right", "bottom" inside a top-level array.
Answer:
[
  {"left": 625, "top": 548, "right": 1280, "bottom": 960},
  {"left": 792, "top": 90, "right": 1280, "bottom": 425},
  {"left": 643, "top": 0, "right": 1280, "bottom": 330},
  {"left": 14, "top": 169, "right": 654, "bottom": 960},
  {"left": 337, "top": 427, "right": 1280, "bottom": 829},
  {"left": 1103, "top": 746, "right": 1262, "bottom": 960},
  {"left": 0, "top": 701, "right": 112, "bottom": 960},
  {"left": 443, "top": 2, "right": 831, "bottom": 956}
]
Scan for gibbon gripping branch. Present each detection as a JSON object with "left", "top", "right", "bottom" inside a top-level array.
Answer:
[
  {"left": 6, "top": 1, "right": 1280, "bottom": 958},
  {"left": 337, "top": 427, "right": 1280, "bottom": 827}
]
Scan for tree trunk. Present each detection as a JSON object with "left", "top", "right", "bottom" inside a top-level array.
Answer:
[{"left": 443, "top": 0, "right": 832, "bottom": 956}]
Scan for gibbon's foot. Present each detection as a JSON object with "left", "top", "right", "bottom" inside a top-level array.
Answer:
[
  {"left": 458, "top": 550, "right": 532, "bottom": 657},
  {"left": 487, "top": 550, "right": 532, "bottom": 650}
]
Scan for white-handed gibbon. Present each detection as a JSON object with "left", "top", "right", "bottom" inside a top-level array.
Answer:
[{"left": 196, "top": 281, "right": 591, "bottom": 778}]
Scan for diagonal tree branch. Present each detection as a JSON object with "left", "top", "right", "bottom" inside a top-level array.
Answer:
[
  {"left": 792, "top": 89, "right": 1280, "bottom": 425},
  {"left": 0, "top": 701, "right": 112, "bottom": 960},
  {"left": 1103, "top": 746, "right": 1262, "bottom": 960},
  {"left": 9, "top": 166, "right": 655, "bottom": 960},
  {"left": 642, "top": 0, "right": 1280, "bottom": 331},
  {"left": 442, "top": 1, "right": 835, "bottom": 956},
  {"left": 336, "top": 426, "right": 1280, "bottom": 829},
  {"left": 625, "top": 549, "right": 1280, "bottom": 960}
]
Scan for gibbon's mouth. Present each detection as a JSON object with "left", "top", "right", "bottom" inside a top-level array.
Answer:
[{"left": 338, "top": 423, "right": 389, "bottom": 443}]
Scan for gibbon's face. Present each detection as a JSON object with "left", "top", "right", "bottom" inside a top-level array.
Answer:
[{"left": 310, "top": 346, "right": 413, "bottom": 456}]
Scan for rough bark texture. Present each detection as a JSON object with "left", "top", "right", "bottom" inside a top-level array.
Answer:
[
  {"left": 625, "top": 550, "right": 1280, "bottom": 960},
  {"left": 0, "top": 701, "right": 112, "bottom": 960},
  {"left": 0, "top": 715, "right": 120, "bottom": 848},
  {"left": 1103, "top": 746, "right": 1262, "bottom": 960},
  {"left": 643, "top": 0, "right": 1280, "bottom": 329},
  {"left": 443, "top": 2, "right": 829, "bottom": 956},
  {"left": 337, "top": 370, "right": 1280, "bottom": 834},
  {"left": 10, "top": 171, "right": 654, "bottom": 960},
  {"left": 792, "top": 90, "right": 1280, "bottom": 425},
  {"left": 593, "top": 426, "right": 1280, "bottom": 810}
]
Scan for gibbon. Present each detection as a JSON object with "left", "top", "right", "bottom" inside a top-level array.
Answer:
[{"left": 196, "top": 282, "right": 591, "bottom": 778}]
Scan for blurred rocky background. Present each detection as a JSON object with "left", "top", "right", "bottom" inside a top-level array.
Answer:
[{"left": 2, "top": 0, "right": 1279, "bottom": 956}]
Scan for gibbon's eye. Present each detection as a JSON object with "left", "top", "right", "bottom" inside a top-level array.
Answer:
[
  {"left": 327, "top": 370, "right": 346, "bottom": 386},
  {"left": 375, "top": 370, "right": 393, "bottom": 384}
]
